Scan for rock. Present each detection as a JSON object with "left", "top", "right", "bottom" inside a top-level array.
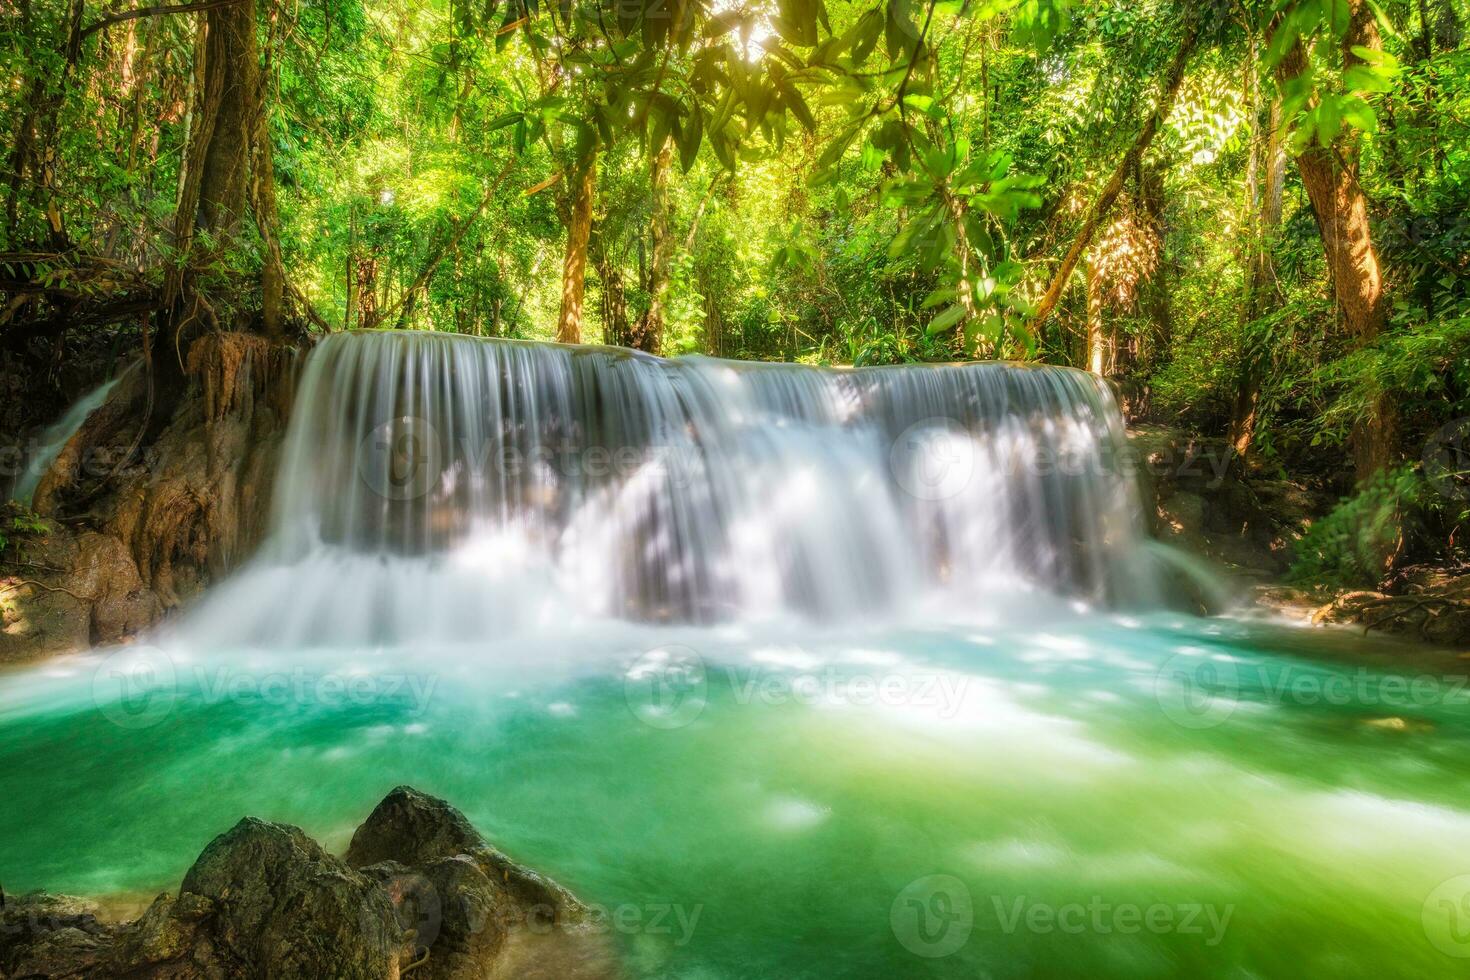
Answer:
[
  {"left": 93, "top": 334, "right": 292, "bottom": 610},
  {"left": 179, "top": 817, "right": 402, "bottom": 979},
  {"left": 1129, "top": 425, "right": 1319, "bottom": 583},
  {"left": 1309, "top": 568, "right": 1470, "bottom": 646},
  {"left": 3, "top": 788, "right": 600, "bottom": 980},
  {"left": 0, "top": 521, "right": 91, "bottom": 663},
  {"left": 363, "top": 856, "right": 504, "bottom": 980},
  {"left": 0, "top": 576, "right": 89, "bottom": 664},
  {"left": 101, "top": 893, "right": 204, "bottom": 975},
  {"left": 345, "top": 787, "right": 488, "bottom": 871},
  {"left": 345, "top": 786, "right": 586, "bottom": 928},
  {"left": 71, "top": 532, "right": 162, "bottom": 644},
  {"left": 419, "top": 857, "right": 502, "bottom": 975},
  {"left": 0, "top": 517, "right": 159, "bottom": 664},
  {"left": 0, "top": 892, "right": 115, "bottom": 978}
]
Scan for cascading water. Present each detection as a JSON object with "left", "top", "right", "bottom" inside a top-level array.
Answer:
[
  {"left": 182, "top": 330, "right": 1176, "bottom": 646},
  {"left": 3, "top": 330, "right": 1468, "bottom": 979},
  {"left": 7, "top": 375, "right": 120, "bottom": 506}
]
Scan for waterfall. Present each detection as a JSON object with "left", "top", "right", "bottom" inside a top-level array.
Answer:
[
  {"left": 183, "top": 330, "right": 1177, "bottom": 646},
  {"left": 9, "top": 377, "right": 120, "bottom": 507}
]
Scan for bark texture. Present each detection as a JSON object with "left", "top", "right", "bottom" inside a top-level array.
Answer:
[
  {"left": 630, "top": 139, "right": 673, "bottom": 355},
  {"left": 1273, "top": 0, "right": 1397, "bottom": 478},
  {"left": 557, "top": 154, "right": 596, "bottom": 345}
]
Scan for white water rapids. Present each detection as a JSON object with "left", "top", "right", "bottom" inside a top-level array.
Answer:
[{"left": 178, "top": 330, "right": 1196, "bottom": 647}]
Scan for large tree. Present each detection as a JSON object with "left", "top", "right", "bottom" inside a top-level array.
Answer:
[{"left": 1269, "top": 0, "right": 1398, "bottom": 478}]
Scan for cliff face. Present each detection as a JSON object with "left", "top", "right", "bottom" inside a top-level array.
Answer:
[
  {"left": 1, "top": 333, "right": 297, "bottom": 662},
  {"left": 1128, "top": 425, "right": 1321, "bottom": 582}
]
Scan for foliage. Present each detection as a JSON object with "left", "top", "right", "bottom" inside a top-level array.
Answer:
[
  {"left": 1290, "top": 466, "right": 1421, "bottom": 586},
  {"left": 2, "top": 0, "right": 1470, "bottom": 586}
]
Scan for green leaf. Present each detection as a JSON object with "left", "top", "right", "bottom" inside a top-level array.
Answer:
[
  {"left": 926, "top": 302, "right": 967, "bottom": 335},
  {"left": 1343, "top": 66, "right": 1391, "bottom": 94},
  {"left": 889, "top": 205, "right": 940, "bottom": 258},
  {"left": 1339, "top": 94, "right": 1378, "bottom": 133},
  {"left": 1350, "top": 45, "right": 1399, "bottom": 71},
  {"left": 1316, "top": 97, "right": 1341, "bottom": 146},
  {"left": 816, "top": 121, "right": 863, "bottom": 172},
  {"left": 851, "top": 7, "right": 884, "bottom": 64},
  {"left": 777, "top": 0, "right": 819, "bottom": 46},
  {"left": 711, "top": 131, "right": 737, "bottom": 171},
  {"left": 1265, "top": 20, "right": 1302, "bottom": 67},
  {"left": 650, "top": 99, "right": 676, "bottom": 154},
  {"left": 884, "top": 0, "right": 918, "bottom": 60},
  {"left": 922, "top": 286, "right": 958, "bottom": 309},
  {"left": 677, "top": 105, "right": 703, "bottom": 171},
  {"left": 782, "top": 83, "right": 818, "bottom": 132},
  {"left": 1011, "top": 0, "right": 1072, "bottom": 53}
]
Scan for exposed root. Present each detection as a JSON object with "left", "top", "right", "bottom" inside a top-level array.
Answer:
[
  {"left": 0, "top": 577, "right": 95, "bottom": 602},
  {"left": 1313, "top": 576, "right": 1470, "bottom": 644}
]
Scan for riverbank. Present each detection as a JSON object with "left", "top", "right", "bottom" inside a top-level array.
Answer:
[{"left": 1133, "top": 425, "right": 1470, "bottom": 648}]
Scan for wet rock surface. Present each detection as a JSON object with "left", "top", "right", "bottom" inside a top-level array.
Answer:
[
  {"left": 1129, "top": 426, "right": 1320, "bottom": 581},
  {"left": 346, "top": 785, "right": 588, "bottom": 928},
  {"left": 0, "top": 788, "right": 610, "bottom": 980},
  {"left": 0, "top": 333, "right": 293, "bottom": 664},
  {"left": 0, "top": 893, "right": 115, "bottom": 978}
]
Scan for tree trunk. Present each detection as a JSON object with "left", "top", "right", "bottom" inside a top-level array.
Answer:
[
  {"left": 345, "top": 206, "right": 359, "bottom": 329},
  {"left": 356, "top": 256, "right": 379, "bottom": 328},
  {"left": 196, "top": 0, "right": 258, "bottom": 240},
  {"left": 593, "top": 234, "right": 632, "bottom": 348},
  {"left": 1139, "top": 164, "right": 1171, "bottom": 367},
  {"left": 251, "top": 0, "right": 285, "bottom": 338},
  {"left": 1086, "top": 259, "right": 1106, "bottom": 376},
  {"left": 1229, "top": 96, "right": 1287, "bottom": 457},
  {"left": 1274, "top": 1, "right": 1396, "bottom": 478},
  {"left": 557, "top": 153, "right": 596, "bottom": 345},
  {"left": 166, "top": 14, "right": 224, "bottom": 319},
  {"left": 252, "top": 107, "right": 285, "bottom": 339},
  {"left": 1031, "top": 22, "right": 1198, "bottom": 335},
  {"left": 631, "top": 138, "right": 672, "bottom": 355}
]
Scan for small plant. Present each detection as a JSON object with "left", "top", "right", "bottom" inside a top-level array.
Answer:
[
  {"left": 11, "top": 513, "right": 48, "bottom": 536},
  {"left": 1289, "top": 467, "right": 1424, "bottom": 589},
  {"left": 1, "top": 505, "right": 50, "bottom": 557}
]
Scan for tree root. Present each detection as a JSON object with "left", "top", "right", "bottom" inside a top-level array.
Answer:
[
  {"left": 1317, "top": 587, "right": 1470, "bottom": 641},
  {"left": 0, "top": 578, "right": 95, "bottom": 602}
]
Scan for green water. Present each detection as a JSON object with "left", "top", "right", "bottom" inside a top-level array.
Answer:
[{"left": 2, "top": 604, "right": 1469, "bottom": 978}]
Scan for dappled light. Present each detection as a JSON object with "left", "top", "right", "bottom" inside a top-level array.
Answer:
[{"left": 2, "top": 0, "right": 1469, "bottom": 976}]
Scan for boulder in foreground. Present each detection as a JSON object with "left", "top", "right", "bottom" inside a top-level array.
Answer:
[{"left": 0, "top": 787, "right": 609, "bottom": 980}]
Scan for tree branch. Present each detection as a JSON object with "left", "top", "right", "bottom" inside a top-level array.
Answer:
[
  {"left": 80, "top": 0, "right": 245, "bottom": 41},
  {"left": 1030, "top": 22, "right": 1200, "bottom": 337},
  {"left": 387, "top": 156, "right": 519, "bottom": 330}
]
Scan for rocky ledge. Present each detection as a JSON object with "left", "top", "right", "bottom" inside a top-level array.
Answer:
[{"left": 0, "top": 787, "right": 615, "bottom": 979}]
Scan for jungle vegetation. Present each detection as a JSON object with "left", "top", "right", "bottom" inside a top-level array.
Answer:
[{"left": 1, "top": 0, "right": 1468, "bottom": 584}]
